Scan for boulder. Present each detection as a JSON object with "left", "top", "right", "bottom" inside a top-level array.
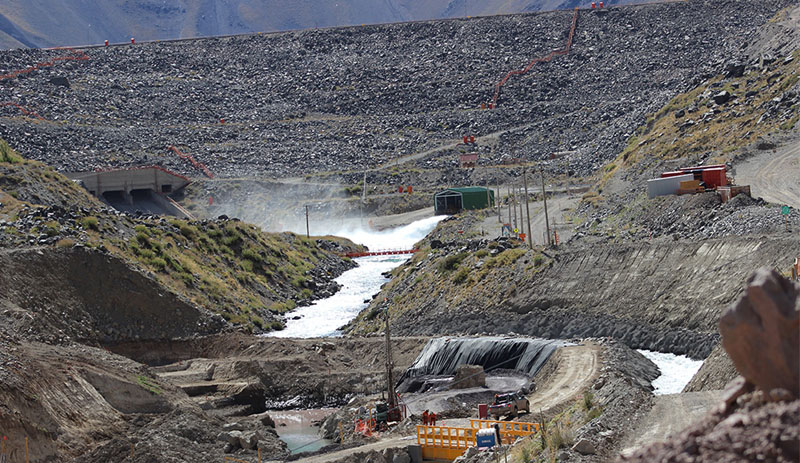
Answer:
[
  {"left": 724, "top": 63, "right": 746, "bottom": 78},
  {"left": 451, "top": 364, "right": 486, "bottom": 389},
  {"left": 712, "top": 90, "right": 732, "bottom": 105},
  {"left": 719, "top": 268, "right": 799, "bottom": 398},
  {"left": 258, "top": 412, "right": 276, "bottom": 428},
  {"left": 219, "top": 430, "right": 243, "bottom": 447},
  {"left": 238, "top": 430, "right": 264, "bottom": 450},
  {"left": 48, "top": 76, "right": 70, "bottom": 88},
  {"left": 572, "top": 438, "right": 596, "bottom": 455}
]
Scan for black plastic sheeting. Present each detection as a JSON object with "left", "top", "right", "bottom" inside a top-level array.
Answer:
[{"left": 398, "top": 337, "right": 569, "bottom": 385}]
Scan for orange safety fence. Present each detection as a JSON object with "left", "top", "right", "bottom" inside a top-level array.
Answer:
[
  {"left": 416, "top": 425, "right": 477, "bottom": 461},
  {"left": 0, "top": 48, "right": 89, "bottom": 81},
  {"left": 168, "top": 145, "right": 215, "bottom": 179},
  {"left": 469, "top": 419, "right": 540, "bottom": 443},
  {"left": 490, "top": 8, "right": 579, "bottom": 108}
]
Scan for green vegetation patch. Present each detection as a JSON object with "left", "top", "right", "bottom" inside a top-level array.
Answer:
[
  {"left": 136, "top": 375, "right": 163, "bottom": 395},
  {"left": 0, "top": 139, "right": 23, "bottom": 164}
]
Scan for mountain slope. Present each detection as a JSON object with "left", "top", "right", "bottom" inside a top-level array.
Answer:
[{"left": 0, "top": 0, "right": 646, "bottom": 49}]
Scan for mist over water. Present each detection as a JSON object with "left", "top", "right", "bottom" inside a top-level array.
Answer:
[{"left": 267, "top": 216, "right": 444, "bottom": 338}]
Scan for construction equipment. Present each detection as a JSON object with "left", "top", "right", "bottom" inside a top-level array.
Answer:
[{"left": 488, "top": 392, "right": 530, "bottom": 418}]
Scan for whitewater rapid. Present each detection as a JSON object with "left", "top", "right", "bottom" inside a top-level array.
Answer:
[
  {"left": 637, "top": 350, "right": 704, "bottom": 395},
  {"left": 268, "top": 216, "right": 443, "bottom": 338}
]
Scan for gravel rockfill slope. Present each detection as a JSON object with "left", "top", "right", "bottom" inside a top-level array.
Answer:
[{"left": 0, "top": 0, "right": 793, "bottom": 180}]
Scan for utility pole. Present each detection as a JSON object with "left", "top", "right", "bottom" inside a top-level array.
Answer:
[
  {"left": 523, "top": 168, "right": 533, "bottom": 249},
  {"left": 305, "top": 205, "right": 310, "bottom": 239},
  {"left": 517, "top": 179, "right": 524, "bottom": 238},
  {"left": 541, "top": 168, "right": 551, "bottom": 246},
  {"left": 384, "top": 303, "right": 397, "bottom": 419},
  {"left": 512, "top": 186, "right": 518, "bottom": 231},
  {"left": 485, "top": 180, "right": 492, "bottom": 215},
  {"left": 497, "top": 186, "right": 502, "bottom": 223},
  {"left": 507, "top": 186, "right": 512, "bottom": 231}
]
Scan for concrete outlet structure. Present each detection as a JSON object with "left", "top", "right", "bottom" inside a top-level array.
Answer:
[{"left": 67, "top": 166, "right": 193, "bottom": 218}]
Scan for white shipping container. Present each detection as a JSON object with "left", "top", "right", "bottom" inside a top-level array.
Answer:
[{"left": 647, "top": 174, "right": 694, "bottom": 199}]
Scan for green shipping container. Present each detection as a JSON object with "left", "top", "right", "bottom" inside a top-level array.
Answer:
[{"left": 434, "top": 187, "right": 495, "bottom": 215}]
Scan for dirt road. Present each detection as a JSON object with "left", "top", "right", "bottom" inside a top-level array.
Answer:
[
  {"left": 735, "top": 136, "right": 800, "bottom": 209},
  {"left": 527, "top": 343, "right": 601, "bottom": 415},
  {"left": 619, "top": 390, "right": 722, "bottom": 457},
  {"left": 482, "top": 192, "right": 580, "bottom": 244}
]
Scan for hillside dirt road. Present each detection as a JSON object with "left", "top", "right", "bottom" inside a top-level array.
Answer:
[
  {"left": 619, "top": 390, "right": 723, "bottom": 457},
  {"left": 735, "top": 135, "right": 800, "bottom": 209},
  {"left": 527, "top": 343, "right": 601, "bottom": 416}
]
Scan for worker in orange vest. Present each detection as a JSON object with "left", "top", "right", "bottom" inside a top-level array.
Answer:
[
  {"left": 429, "top": 411, "right": 437, "bottom": 426},
  {"left": 422, "top": 410, "right": 429, "bottom": 425}
]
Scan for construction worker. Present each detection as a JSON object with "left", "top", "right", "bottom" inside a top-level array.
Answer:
[
  {"left": 494, "top": 424, "right": 501, "bottom": 446},
  {"left": 422, "top": 410, "right": 429, "bottom": 425},
  {"left": 429, "top": 411, "right": 437, "bottom": 426}
]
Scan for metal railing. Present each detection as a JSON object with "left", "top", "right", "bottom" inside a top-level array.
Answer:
[
  {"left": 470, "top": 419, "right": 541, "bottom": 441},
  {"left": 416, "top": 425, "right": 477, "bottom": 460}
]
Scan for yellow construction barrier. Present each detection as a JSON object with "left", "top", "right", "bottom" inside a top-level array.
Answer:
[
  {"left": 416, "top": 425, "right": 477, "bottom": 461},
  {"left": 469, "top": 419, "right": 540, "bottom": 443}
]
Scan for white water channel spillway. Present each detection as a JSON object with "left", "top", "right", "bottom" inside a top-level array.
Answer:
[
  {"left": 268, "top": 216, "right": 443, "bottom": 338},
  {"left": 638, "top": 350, "right": 704, "bottom": 395}
]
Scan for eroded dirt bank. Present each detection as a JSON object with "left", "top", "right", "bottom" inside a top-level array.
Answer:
[
  {"left": 109, "top": 335, "right": 429, "bottom": 409},
  {"left": 347, "top": 214, "right": 799, "bottom": 358}
]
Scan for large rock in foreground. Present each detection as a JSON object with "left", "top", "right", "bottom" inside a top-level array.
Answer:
[{"left": 719, "top": 268, "right": 799, "bottom": 397}]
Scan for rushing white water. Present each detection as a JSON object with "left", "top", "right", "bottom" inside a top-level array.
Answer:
[
  {"left": 268, "top": 216, "right": 443, "bottom": 338},
  {"left": 638, "top": 350, "right": 704, "bottom": 395}
]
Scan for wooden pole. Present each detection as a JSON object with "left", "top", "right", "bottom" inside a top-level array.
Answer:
[
  {"left": 25, "top": 437, "right": 29, "bottom": 463},
  {"left": 497, "top": 186, "right": 502, "bottom": 223},
  {"left": 512, "top": 186, "right": 518, "bottom": 231},
  {"left": 485, "top": 180, "right": 491, "bottom": 214},
  {"left": 541, "top": 168, "right": 551, "bottom": 247},
  {"left": 507, "top": 186, "right": 512, "bottom": 231},
  {"left": 523, "top": 168, "right": 533, "bottom": 249},
  {"left": 258, "top": 447, "right": 262, "bottom": 463},
  {"left": 518, "top": 180, "right": 524, "bottom": 238},
  {"left": 385, "top": 304, "right": 396, "bottom": 414},
  {"left": 305, "top": 205, "right": 310, "bottom": 239}
]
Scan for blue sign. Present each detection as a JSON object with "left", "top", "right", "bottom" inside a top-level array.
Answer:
[{"left": 476, "top": 434, "right": 496, "bottom": 448}]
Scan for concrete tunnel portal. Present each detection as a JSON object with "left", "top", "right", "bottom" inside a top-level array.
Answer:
[{"left": 67, "top": 166, "right": 194, "bottom": 218}]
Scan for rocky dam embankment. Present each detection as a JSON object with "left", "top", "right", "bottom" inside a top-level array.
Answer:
[{"left": 0, "top": 0, "right": 793, "bottom": 182}]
